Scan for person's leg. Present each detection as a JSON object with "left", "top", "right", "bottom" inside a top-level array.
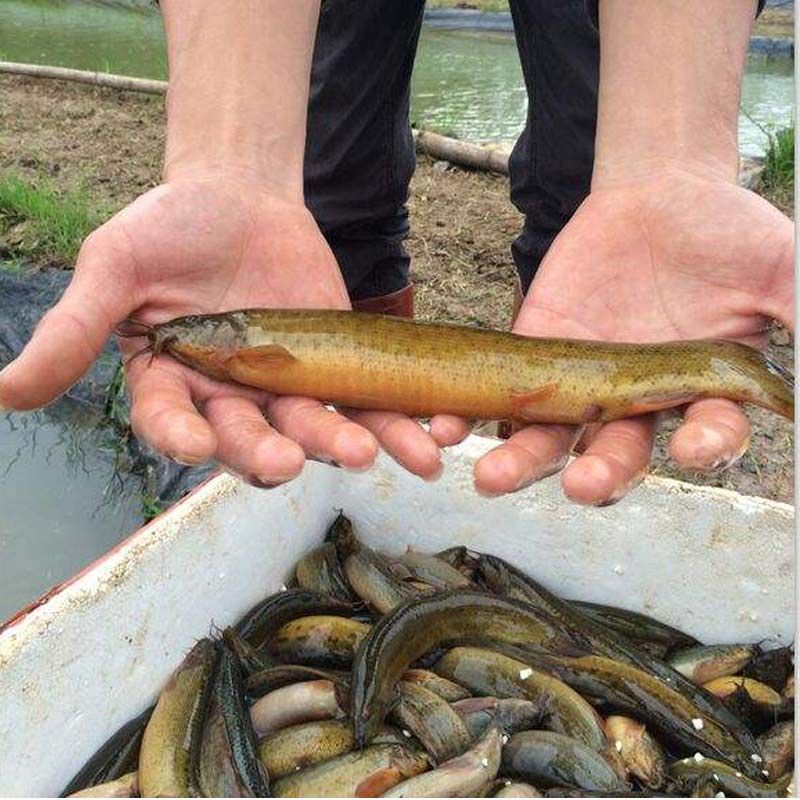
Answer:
[
  {"left": 506, "top": 0, "right": 600, "bottom": 296},
  {"left": 304, "top": 0, "right": 426, "bottom": 316}
]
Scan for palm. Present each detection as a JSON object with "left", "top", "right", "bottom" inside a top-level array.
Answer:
[
  {"left": 109, "top": 179, "right": 349, "bottom": 320},
  {"left": 475, "top": 174, "right": 793, "bottom": 505},
  {"left": 519, "top": 175, "right": 791, "bottom": 345},
  {"left": 0, "top": 176, "right": 461, "bottom": 487}
]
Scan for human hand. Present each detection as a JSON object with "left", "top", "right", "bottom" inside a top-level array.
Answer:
[
  {"left": 474, "top": 170, "right": 794, "bottom": 505},
  {"left": 0, "top": 174, "right": 467, "bottom": 486}
]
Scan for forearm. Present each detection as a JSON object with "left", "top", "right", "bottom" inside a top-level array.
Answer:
[
  {"left": 593, "top": 0, "right": 757, "bottom": 187},
  {"left": 160, "top": 0, "right": 320, "bottom": 199}
]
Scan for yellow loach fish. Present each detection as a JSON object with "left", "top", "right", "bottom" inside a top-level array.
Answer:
[{"left": 128, "top": 309, "right": 794, "bottom": 424}]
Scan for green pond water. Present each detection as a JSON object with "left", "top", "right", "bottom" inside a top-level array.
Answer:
[
  {"left": 0, "top": 0, "right": 794, "bottom": 156},
  {"left": 0, "top": 0, "right": 794, "bottom": 621},
  {"left": 0, "top": 407, "right": 141, "bottom": 621}
]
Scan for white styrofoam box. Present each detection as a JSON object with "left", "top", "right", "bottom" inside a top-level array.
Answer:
[{"left": 0, "top": 435, "right": 793, "bottom": 796}]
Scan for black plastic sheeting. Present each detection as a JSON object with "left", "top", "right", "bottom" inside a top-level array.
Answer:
[{"left": 0, "top": 267, "right": 214, "bottom": 510}]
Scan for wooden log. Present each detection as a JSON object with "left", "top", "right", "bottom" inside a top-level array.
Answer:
[
  {"left": 413, "top": 129, "right": 509, "bottom": 175},
  {"left": 0, "top": 61, "right": 514, "bottom": 176},
  {"left": 0, "top": 61, "right": 167, "bottom": 94}
]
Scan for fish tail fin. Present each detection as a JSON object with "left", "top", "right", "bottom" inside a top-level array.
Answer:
[
  {"left": 757, "top": 352, "right": 794, "bottom": 420},
  {"left": 721, "top": 342, "right": 794, "bottom": 420}
]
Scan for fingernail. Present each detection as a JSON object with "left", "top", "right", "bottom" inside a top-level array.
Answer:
[
  {"left": 423, "top": 460, "right": 444, "bottom": 482},
  {"left": 251, "top": 476, "right": 289, "bottom": 489},
  {"left": 708, "top": 437, "right": 750, "bottom": 472},
  {"left": 343, "top": 463, "right": 372, "bottom": 474},
  {"left": 590, "top": 467, "right": 648, "bottom": 507},
  {"left": 305, "top": 454, "right": 342, "bottom": 470}
]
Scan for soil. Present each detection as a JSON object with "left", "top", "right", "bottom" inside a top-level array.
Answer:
[{"left": 0, "top": 74, "right": 794, "bottom": 504}]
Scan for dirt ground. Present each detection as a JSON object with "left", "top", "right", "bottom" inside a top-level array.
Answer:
[{"left": 0, "top": 75, "right": 794, "bottom": 504}]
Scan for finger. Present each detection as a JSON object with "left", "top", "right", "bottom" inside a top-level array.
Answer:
[
  {"left": 347, "top": 410, "right": 443, "bottom": 480},
  {"left": 127, "top": 358, "right": 216, "bottom": 465},
  {"left": 561, "top": 416, "right": 656, "bottom": 506},
  {"left": 203, "top": 395, "right": 305, "bottom": 486},
  {"left": 0, "top": 229, "right": 137, "bottom": 409},
  {"left": 473, "top": 424, "right": 580, "bottom": 495},
  {"left": 429, "top": 414, "right": 472, "bottom": 447},
  {"left": 267, "top": 396, "right": 379, "bottom": 470},
  {"left": 668, "top": 398, "right": 750, "bottom": 470}
]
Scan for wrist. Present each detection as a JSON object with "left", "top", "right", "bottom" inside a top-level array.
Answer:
[
  {"left": 159, "top": 0, "right": 319, "bottom": 203},
  {"left": 591, "top": 151, "right": 738, "bottom": 191},
  {"left": 593, "top": 0, "right": 753, "bottom": 190}
]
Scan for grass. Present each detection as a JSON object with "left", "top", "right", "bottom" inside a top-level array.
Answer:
[
  {"left": 0, "top": 172, "right": 104, "bottom": 265},
  {"left": 762, "top": 124, "right": 794, "bottom": 188},
  {"left": 759, "top": 123, "right": 794, "bottom": 215}
]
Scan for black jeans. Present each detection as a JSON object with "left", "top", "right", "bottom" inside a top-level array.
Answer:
[{"left": 304, "top": 0, "right": 599, "bottom": 300}]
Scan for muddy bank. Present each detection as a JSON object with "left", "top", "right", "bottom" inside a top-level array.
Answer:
[{"left": 0, "top": 74, "right": 794, "bottom": 504}]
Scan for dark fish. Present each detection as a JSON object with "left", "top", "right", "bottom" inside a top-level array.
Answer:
[
  {"left": 401, "top": 668, "right": 471, "bottom": 702},
  {"left": 756, "top": 720, "right": 794, "bottom": 780},
  {"left": 390, "top": 681, "right": 473, "bottom": 763},
  {"left": 350, "top": 591, "right": 577, "bottom": 746},
  {"left": 383, "top": 726, "right": 503, "bottom": 797},
  {"left": 604, "top": 715, "right": 666, "bottom": 789},
  {"left": 197, "top": 642, "right": 269, "bottom": 797},
  {"left": 271, "top": 744, "right": 428, "bottom": 797},
  {"left": 571, "top": 601, "right": 699, "bottom": 658},
  {"left": 668, "top": 756, "right": 793, "bottom": 798},
  {"left": 669, "top": 644, "right": 758, "bottom": 685},
  {"left": 138, "top": 638, "right": 218, "bottom": 797},
  {"left": 222, "top": 627, "right": 273, "bottom": 676},
  {"left": 295, "top": 543, "right": 360, "bottom": 603},
  {"left": 258, "top": 719, "right": 355, "bottom": 779},
  {"left": 61, "top": 706, "right": 151, "bottom": 796},
  {"left": 234, "top": 588, "right": 355, "bottom": 648},
  {"left": 451, "top": 696, "right": 543, "bottom": 740},
  {"left": 516, "top": 651, "right": 762, "bottom": 779},
  {"left": 264, "top": 615, "right": 369, "bottom": 668},
  {"left": 501, "top": 731, "right": 626, "bottom": 793},
  {"left": 435, "top": 648, "right": 606, "bottom": 753},
  {"left": 476, "top": 553, "right": 760, "bottom": 760}
]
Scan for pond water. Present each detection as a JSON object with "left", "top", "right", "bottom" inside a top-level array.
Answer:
[
  {"left": 0, "top": 406, "right": 141, "bottom": 621},
  {"left": 0, "top": 0, "right": 794, "bottom": 157}
]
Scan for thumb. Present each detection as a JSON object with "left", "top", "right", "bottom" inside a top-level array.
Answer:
[{"left": 0, "top": 230, "right": 138, "bottom": 410}]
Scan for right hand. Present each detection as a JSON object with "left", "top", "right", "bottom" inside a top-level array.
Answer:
[{"left": 0, "top": 174, "right": 467, "bottom": 485}]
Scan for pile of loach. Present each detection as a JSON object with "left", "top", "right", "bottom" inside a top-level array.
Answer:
[{"left": 64, "top": 514, "right": 794, "bottom": 798}]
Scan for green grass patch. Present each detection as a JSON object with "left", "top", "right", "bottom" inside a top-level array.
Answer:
[
  {"left": 0, "top": 172, "right": 104, "bottom": 265},
  {"left": 760, "top": 124, "right": 794, "bottom": 216},
  {"left": 762, "top": 124, "right": 794, "bottom": 190}
]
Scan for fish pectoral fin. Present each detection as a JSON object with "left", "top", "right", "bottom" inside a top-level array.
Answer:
[
  {"left": 225, "top": 344, "right": 297, "bottom": 370},
  {"left": 509, "top": 384, "right": 559, "bottom": 421},
  {"left": 625, "top": 392, "right": 697, "bottom": 415}
]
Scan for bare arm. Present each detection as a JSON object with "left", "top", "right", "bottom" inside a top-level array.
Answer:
[
  {"left": 593, "top": 0, "right": 753, "bottom": 186},
  {"left": 161, "top": 0, "right": 319, "bottom": 194}
]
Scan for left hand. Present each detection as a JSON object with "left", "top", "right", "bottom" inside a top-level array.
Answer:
[{"left": 474, "top": 169, "right": 794, "bottom": 505}]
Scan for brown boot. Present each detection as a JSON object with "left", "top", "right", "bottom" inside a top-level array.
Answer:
[{"left": 351, "top": 284, "right": 414, "bottom": 318}]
